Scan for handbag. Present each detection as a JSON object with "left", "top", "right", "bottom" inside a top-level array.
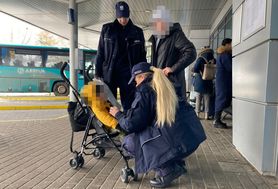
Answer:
[{"left": 199, "top": 56, "right": 216, "bottom": 80}]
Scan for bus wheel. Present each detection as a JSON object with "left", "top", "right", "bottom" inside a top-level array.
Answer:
[{"left": 53, "top": 82, "right": 69, "bottom": 96}]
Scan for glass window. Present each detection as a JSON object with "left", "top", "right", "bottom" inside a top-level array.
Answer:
[
  {"left": 0, "top": 48, "right": 15, "bottom": 66},
  {"left": 218, "top": 19, "right": 225, "bottom": 47},
  {"left": 218, "top": 28, "right": 225, "bottom": 47},
  {"left": 0, "top": 48, "right": 43, "bottom": 67},
  {"left": 225, "top": 18, "right": 232, "bottom": 39},
  {"left": 85, "top": 54, "right": 95, "bottom": 78},
  {"left": 48, "top": 51, "right": 68, "bottom": 56},
  {"left": 212, "top": 37, "right": 217, "bottom": 52},
  {"left": 218, "top": 20, "right": 225, "bottom": 32},
  {"left": 84, "top": 54, "right": 95, "bottom": 69},
  {"left": 213, "top": 32, "right": 218, "bottom": 51},
  {"left": 210, "top": 37, "right": 213, "bottom": 50},
  {"left": 226, "top": 8, "right": 232, "bottom": 21},
  {"left": 46, "top": 55, "right": 69, "bottom": 69},
  {"left": 210, "top": 7, "right": 233, "bottom": 49},
  {"left": 13, "top": 54, "right": 42, "bottom": 67}
]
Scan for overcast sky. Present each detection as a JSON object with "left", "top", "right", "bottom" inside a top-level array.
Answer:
[{"left": 0, "top": 12, "right": 68, "bottom": 47}]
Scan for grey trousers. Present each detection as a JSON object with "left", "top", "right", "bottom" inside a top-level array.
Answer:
[{"left": 195, "top": 93, "right": 210, "bottom": 113}]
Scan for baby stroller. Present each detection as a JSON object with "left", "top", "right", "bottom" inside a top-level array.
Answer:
[{"left": 60, "top": 62, "right": 137, "bottom": 183}]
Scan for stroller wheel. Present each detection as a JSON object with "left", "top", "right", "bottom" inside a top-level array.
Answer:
[
  {"left": 120, "top": 168, "right": 129, "bottom": 183},
  {"left": 93, "top": 147, "right": 105, "bottom": 159},
  {"left": 133, "top": 173, "right": 138, "bottom": 181},
  {"left": 69, "top": 158, "right": 78, "bottom": 169},
  {"left": 78, "top": 155, "right": 84, "bottom": 168},
  {"left": 130, "top": 169, "right": 138, "bottom": 181},
  {"left": 120, "top": 167, "right": 137, "bottom": 183}
]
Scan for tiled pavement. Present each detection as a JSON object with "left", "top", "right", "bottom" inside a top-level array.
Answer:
[{"left": 0, "top": 110, "right": 278, "bottom": 189}]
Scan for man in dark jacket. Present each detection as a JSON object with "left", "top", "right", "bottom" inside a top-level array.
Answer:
[
  {"left": 149, "top": 6, "right": 196, "bottom": 100},
  {"left": 95, "top": 1, "right": 146, "bottom": 111},
  {"left": 214, "top": 38, "right": 232, "bottom": 128}
]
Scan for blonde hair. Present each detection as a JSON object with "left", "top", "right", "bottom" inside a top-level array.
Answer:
[{"left": 148, "top": 66, "right": 178, "bottom": 127}]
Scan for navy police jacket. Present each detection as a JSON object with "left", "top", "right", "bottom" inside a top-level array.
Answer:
[
  {"left": 95, "top": 19, "right": 146, "bottom": 83},
  {"left": 115, "top": 78, "right": 206, "bottom": 173}
]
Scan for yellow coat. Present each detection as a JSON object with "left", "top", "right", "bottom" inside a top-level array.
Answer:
[{"left": 81, "top": 83, "right": 118, "bottom": 129}]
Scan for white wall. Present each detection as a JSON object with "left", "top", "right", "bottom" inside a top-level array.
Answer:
[{"left": 232, "top": 0, "right": 278, "bottom": 176}]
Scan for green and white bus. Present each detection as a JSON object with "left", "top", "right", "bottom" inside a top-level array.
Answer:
[{"left": 0, "top": 44, "right": 97, "bottom": 96}]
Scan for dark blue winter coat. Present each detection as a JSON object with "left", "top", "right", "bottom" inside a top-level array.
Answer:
[
  {"left": 95, "top": 19, "right": 146, "bottom": 83},
  {"left": 215, "top": 47, "right": 232, "bottom": 112},
  {"left": 193, "top": 50, "right": 215, "bottom": 94},
  {"left": 115, "top": 77, "right": 206, "bottom": 174}
]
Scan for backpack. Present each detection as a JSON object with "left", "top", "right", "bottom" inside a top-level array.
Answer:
[{"left": 199, "top": 56, "right": 216, "bottom": 80}]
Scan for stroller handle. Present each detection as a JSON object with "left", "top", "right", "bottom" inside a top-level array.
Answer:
[
  {"left": 86, "top": 65, "right": 93, "bottom": 81},
  {"left": 60, "top": 61, "right": 70, "bottom": 85},
  {"left": 60, "top": 61, "right": 80, "bottom": 96}
]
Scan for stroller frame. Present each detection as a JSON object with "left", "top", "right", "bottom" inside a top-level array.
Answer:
[{"left": 60, "top": 62, "right": 137, "bottom": 183}]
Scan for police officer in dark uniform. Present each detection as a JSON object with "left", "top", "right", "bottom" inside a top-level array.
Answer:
[
  {"left": 95, "top": 1, "right": 146, "bottom": 111},
  {"left": 109, "top": 62, "right": 206, "bottom": 188}
]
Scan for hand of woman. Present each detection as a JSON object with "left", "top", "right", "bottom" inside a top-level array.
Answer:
[
  {"left": 162, "top": 67, "right": 173, "bottom": 76},
  {"left": 109, "top": 106, "right": 120, "bottom": 117}
]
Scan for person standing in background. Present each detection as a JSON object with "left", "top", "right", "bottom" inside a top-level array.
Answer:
[
  {"left": 193, "top": 47, "right": 216, "bottom": 120},
  {"left": 214, "top": 38, "right": 232, "bottom": 128},
  {"left": 149, "top": 5, "right": 196, "bottom": 100}
]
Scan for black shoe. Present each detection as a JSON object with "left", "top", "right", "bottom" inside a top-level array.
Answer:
[
  {"left": 150, "top": 177, "right": 169, "bottom": 188},
  {"left": 150, "top": 165, "right": 183, "bottom": 188},
  {"left": 213, "top": 120, "right": 228, "bottom": 129},
  {"left": 176, "top": 160, "right": 187, "bottom": 174}
]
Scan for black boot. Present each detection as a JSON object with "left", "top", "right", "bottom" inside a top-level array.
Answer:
[
  {"left": 213, "top": 111, "right": 228, "bottom": 129},
  {"left": 214, "top": 120, "right": 228, "bottom": 129},
  {"left": 150, "top": 164, "right": 183, "bottom": 188},
  {"left": 176, "top": 160, "right": 187, "bottom": 174}
]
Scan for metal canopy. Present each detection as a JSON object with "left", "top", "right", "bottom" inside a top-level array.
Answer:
[{"left": 0, "top": 0, "right": 227, "bottom": 49}]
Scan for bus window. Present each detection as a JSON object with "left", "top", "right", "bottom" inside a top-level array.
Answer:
[
  {"left": 1, "top": 48, "right": 12, "bottom": 66},
  {"left": 13, "top": 54, "right": 42, "bottom": 67},
  {"left": 84, "top": 53, "right": 95, "bottom": 83},
  {"left": 46, "top": 55, "right": 69, "bottom": 69}
]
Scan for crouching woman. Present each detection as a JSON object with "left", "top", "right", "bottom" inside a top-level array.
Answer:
[{"left": 109, "top": 62, "right": 206, "bottom": 188}]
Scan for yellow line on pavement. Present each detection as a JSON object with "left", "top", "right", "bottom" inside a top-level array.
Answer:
[
  {"left": 0, "top": 114, "right": 69, "bottom": 122},
  {"left": 0, "top": 105, "right": 68, "bottom": 110},
  {"left": 0, "top": 96, "right": 69, "bottom": 101}
]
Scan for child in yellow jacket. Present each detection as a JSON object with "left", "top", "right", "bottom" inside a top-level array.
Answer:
[{"left": 81, "top": 81, "right": 118, "bottom": 129}]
